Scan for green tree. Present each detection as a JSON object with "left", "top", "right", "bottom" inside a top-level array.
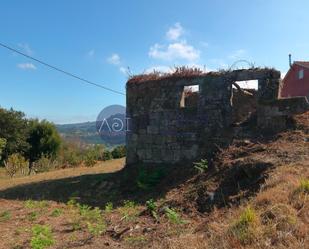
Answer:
[
  {"left": 0, "top": 138, "right": 6, "bottom": 162},
  {"left": 26, "top": 120, "right": 61, "bottom": 174},
  {"left": 102, "top": 150, "right": 112, "bottom": 161},
  {"left": 111, "top": 145, "right": 126, "bottom": 159},
  {"left": 0, "top": 108, "right": 29, "bottom": 160}
]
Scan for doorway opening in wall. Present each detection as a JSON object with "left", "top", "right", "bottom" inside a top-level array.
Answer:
[
  {"left": 232, "top": 80, "right": 258, "bottom": 124},
  {"left": 180, "top": 85, "right": 199, "bottom": 108}
]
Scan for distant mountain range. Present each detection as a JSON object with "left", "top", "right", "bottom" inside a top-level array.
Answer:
[{"left": 56, "top": 118, "right": 126, "bottom": 147}]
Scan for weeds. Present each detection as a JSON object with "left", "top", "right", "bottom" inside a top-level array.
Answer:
[
  {"left": 0, "top": 210, "right": 11, "bottom": 222},
  {"left": 87, "top": 221, "right": 106, "bottom": 236},
  {"left": 104, "top": 202, "right": 113, "bottom": 212},
  {"left": 50, "top": 208, "right": 62, "bottom": 217},
  {"left": 25, "top": 200, "right": 49, "bottom": 209},
  {"left": 66, "top": 198, "right": 78, "bottom": 208},
  {"left": 119, "top": 200, "right": 139, "bottom": 221},
  {"left": 230, "top": 206, "right": 258, "bottom": 244},
  {"left": 146, "top": 199, "right": 159, "bottom": 221},
  {"left": 30, "top": 225, "right": 54, "bottom": 249},
  {"left": 297, "top": 179, "right": 309, "bottom": 194},
  {"left": 164, "top": 207, "right": 186, "bottom": 224},
  {"left": 67, "top": 201, "right": 106, "bottom": 235},
  {"left": 123, "top": 200, "right": 136, "bottom": 209},
  {"left": 27, "top": 211, "right": 39, "bottom": 222},
  {"left": 193, "top": 159, "right": 208, "bottom": 173}
]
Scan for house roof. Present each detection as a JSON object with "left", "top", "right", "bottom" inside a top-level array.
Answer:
[{"left": 294, "top": 61, "right": 309, "bottom": 70}]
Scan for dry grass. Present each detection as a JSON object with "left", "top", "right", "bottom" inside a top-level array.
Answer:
[
  {"left": 127, "top": 66, "right": 206, "bottom": 84},
  {"left": 0, "top": 158, "right": 125, "bottom": 191},
  {"left": 0, "top": 112, "right": 308, "bottom": 248}
]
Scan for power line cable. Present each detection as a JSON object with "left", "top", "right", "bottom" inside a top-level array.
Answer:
[{"left": 0, "top": 42, "right": 125, "bottom": 96}]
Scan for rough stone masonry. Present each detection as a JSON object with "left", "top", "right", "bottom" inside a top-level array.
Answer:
[{"left": 126, "top": 68, "right": 309, "bottom": 165}]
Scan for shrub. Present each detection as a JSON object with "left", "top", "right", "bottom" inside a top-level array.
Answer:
[
  {"left": 84, "top": 152, "right": 96, "bottom": 167},
  {"left": 193, "top": 159, "right": 208, "bottom": 173},
  {"left": 66, "top": 151, "right": 82, "bottom": 167},
  {"left": 58, "top": 142, "right": 83, "bottom": 168},
  {"left": 91, "top": 144, "right": 105, "bottom": 160},
  {"left": 111, "top": 145, "right": 126, "bottom": 158},
  {"left": 4, "top": 153, "right": 28, "bottom": 177},
  {"left": 33, "top": 155, "right": 55, "bottom": 173},
  {"left": 30, "top": 225, "right": 54, "bottom": 249},
  {"left": 102, "top": 150, "right": 112, "bottom": 161}
]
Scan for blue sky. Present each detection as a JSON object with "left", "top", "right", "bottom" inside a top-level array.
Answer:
[{"left": 0, "top": 0, "right": 309, "bottom": 124}]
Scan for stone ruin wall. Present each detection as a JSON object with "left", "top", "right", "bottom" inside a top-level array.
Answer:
[{"left": 126, "top": 68, "right": 309, "bottom": 165}]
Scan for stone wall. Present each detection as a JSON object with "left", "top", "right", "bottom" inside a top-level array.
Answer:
[{"left": 126, "top": 68, "right": 307, "bottom": 165}]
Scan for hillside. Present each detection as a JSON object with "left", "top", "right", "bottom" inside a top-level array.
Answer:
[
  {"left": 0, "top": 111, "right": 308, "bottom": 249},
  {"left": 56, "top": 119, "right": 125, "bottom": 146},
  {"left": 56, "top": 121, "right": 101, "bottom": 144}
]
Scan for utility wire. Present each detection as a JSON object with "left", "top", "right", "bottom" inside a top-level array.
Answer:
[{"left": 0, "top": 42, "right": 125, "bottom": 96}]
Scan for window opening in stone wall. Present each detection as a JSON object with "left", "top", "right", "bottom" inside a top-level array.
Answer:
[
  {"left": 231, "top": 80, "right": 258, "bottom": 123},
  {"left": 180, "top": 85, "right": 199, "bottom": 108}
]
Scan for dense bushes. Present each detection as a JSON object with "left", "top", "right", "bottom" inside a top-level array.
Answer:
[
  {"left": 0, "top": 107, "right": 126, "bottom": 176},
  {"left": 58, "top": 143, "right": 125, "bottom": 168},
  {"left": 33, "top": 156, "right": 58, "bottom": 173},
  {"left": 111, "top": 145, "right": 126, "bottom": 159},
  {"left": 0, "top": 108, "right": 29, "bottom": 160},
  {"left": 0, "top": 138, "right": 6, "bottom": 161}
]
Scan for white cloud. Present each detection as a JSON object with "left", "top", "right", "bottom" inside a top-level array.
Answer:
[
  {"left": 18, "top": 43, "right": 33, "bottom": 55},
  {"left": 149, "top": 41, "right": 200, "bottom": 62},
  {"left": 17, "top": 63, "right": 37, "bottom": 70},
  {"left": 87, "top": 49, "right": 95, "bottom": 57},
  {"left": 107, "top": 53, "right": 121, "bottom": 65},
  {"left": 228, "top": 49, "right": 246, "bottom": 60},
  {"left": 166, "top": 22, "right": 184, "bottom": 41},
  {"left": 119, "top": 66, "right": 127, "bottom": 74}
]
